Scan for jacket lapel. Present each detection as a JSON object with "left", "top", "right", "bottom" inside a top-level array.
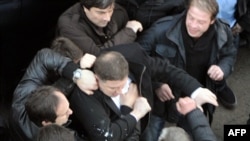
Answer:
[{"left": 104, "top": 96, "right": 121, "bottom": 116}]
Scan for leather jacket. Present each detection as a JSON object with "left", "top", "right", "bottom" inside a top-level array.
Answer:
[{"left": 9, "top": 48, "right": 73, "bottom": 141}]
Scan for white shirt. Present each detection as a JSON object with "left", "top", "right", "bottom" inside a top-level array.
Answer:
[{"left": 111, "top": 78, "right": 132, "bottom": 109}]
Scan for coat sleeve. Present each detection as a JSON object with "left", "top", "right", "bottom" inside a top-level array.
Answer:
[
  {"left": 10, "top": 48, "right": 72, "bottom": 141},
  {"left": 216, "top": 20, "right": 238, "bottom": 78},
  {"left": 136, "top": 19, "right": 164, "bottom": 56},
  {"left": 136, "top": 14, "right": 179, "bottom": 56},
  {"left": 236, "top": 0, "right": 250, "bottom": 32},
  {"left": 185, "top": 109, "right": 217, "bottom": 141},
  {"left": 146, "top": 51, "right": 203, "bottom": 96},
  {"left": 120, "top": 106, "right": 140, "bottom": 141}
]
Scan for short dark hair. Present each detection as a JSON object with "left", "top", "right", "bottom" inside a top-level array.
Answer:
[
  {"left": 36, "top": 124, "right": 75, "bottom": 141},
  {"left": 51, "top": 37, "right": 83, "bottom": 62},
  {"left": 80, "top": 0, "right": 115, "bottom": 9},
  {"left": 94, "top": 51, "right": 129, "bottom": 81},
  {"left": 25, "top": 86, "right": 60, "bottom": 127}
]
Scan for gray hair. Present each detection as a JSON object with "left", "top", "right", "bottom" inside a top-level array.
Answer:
[{"left": 158, "top": 127, "right": 191, "bottom": 141}]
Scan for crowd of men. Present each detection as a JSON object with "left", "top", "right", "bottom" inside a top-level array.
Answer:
[{"left": 6, "top": 0, "right": 250, "bottom": 141}]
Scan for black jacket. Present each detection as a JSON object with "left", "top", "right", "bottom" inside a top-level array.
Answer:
[
  {"left": 9, "top": 48, "right": 79, "bottom": 141},
  {"left": 57, "top": 2, "right": 136, "bottom": 56},
  {"left": 236, "top": 0, "right": 250, "bottom": 32},
  {"left": 137, "top": 12, "right": 237, "bottom": 123},
  {"left": 68, "top": 43, "right": 203, "bottom": 141},
  {"left": 137, "top": 12, "right": 237, "bottom": 92}
]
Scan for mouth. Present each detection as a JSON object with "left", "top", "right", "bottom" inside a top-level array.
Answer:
[{"left": 188, "top": 28, "right": 197, "bottom": 34}]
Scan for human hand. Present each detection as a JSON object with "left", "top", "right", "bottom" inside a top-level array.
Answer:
[
  {"left": 120, "top": 83, "right": 139, "bottom": 108},
  {"left": 80, "top": 53, "right": 96, "bottom": 69},
  {"left": 75, "top": 69, "right": 98, "bottom": 95},
  {"left": 193, "top": 88, "right": 218, "bottom": 108},
  {"left": 155, "top": 83, "right": 175, "bottom": 102},
  {"left": 126, "top": 20, "right": 143, "bottom": 33},
  {"left": 207, "top": 65, "right": 224, "bottom": 81},
  {"left": 232, "top": 23, "right": 243, "bottom": 35},
  {"left": 130, "top": 97, "right": 151, "bottom": 121},
  {"left": 176, "top": 97, "right": 197, "bottom": 115}
]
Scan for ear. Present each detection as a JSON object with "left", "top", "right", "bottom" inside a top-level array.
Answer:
[
  {"left": 83, "top": 6, "right": 88, "bottom": 13},
  {"left": 210, "top": 19, "right": 215, "bottom": 25},
  {"left": 41, "top": 120, "right": 52, "bottom": 126},
  {"left": 95, "top": 74, "right": 99, "bottom": 81}
]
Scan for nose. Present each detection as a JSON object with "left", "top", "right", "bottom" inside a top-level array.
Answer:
[
  {"left": 103, "top": 12, "right": 112, "bottom": 22},
  {"left": 115, "top": 87, "right": 123, "bottom": 95},
  {"left": 68, "top": 108, "right": 73, "bottom": 115}
]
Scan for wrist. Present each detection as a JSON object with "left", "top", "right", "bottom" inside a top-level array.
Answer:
[
  {"left": 130, "top": 112, "right": 139, "bottom": 122},
  {"left": 72, "top": 68, "right": 82, "bottom": 83},
  {"left": 62, "top": 61, "right": 79, "bottom": 80},
  {"left": 130, "top": 110, "right": 143, "bottom": 122},
  {"left": 191, "top": 87, "right": 203, "bottom": 99}
]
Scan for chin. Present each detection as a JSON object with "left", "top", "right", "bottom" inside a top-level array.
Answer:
[
  {"left": 112, "top": 94, "right": 119, "bottom": 97},
  {"left": 187, "top": 29, "right": 199, "bottom": 38},
  {"left": 62, "top": 120, "right": 72, "bottom": 127},
  {"left": 99, "top": 22, "right": 108, "bottom": 27},
  {"left": 188, "top": 32, "right": 201, "bottom": 38}
]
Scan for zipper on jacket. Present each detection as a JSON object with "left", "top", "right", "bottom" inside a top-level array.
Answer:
[{"left": 138, "top": 66, "right": 146, "bottom": 97}]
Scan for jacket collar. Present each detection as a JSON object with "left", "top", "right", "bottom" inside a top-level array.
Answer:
[{"left": 165, "top": 13, "right": 229, "bottom": 60}]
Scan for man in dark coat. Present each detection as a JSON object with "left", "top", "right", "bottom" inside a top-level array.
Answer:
[
  {"left": 9, "top": 38, "right": 97, "bottom": 141},
  {"left": 57, "top": 0, "right": 143, "bottom": 56},
  {"left": 137, "top": 0, "right": 237, "bottom": 140}
]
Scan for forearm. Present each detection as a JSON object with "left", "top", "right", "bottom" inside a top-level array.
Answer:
[
  {"left": 121, "top": 105, "right": 133, "bottom": 115},
  {"left": 150, "top": 57, "right": 202, "bottom": 96},
  {"left": 186, "top": 109, "right": 217, "bottom": 141},
  {"left": 99, "top": 28, "right": 137, "bottom": 50},
  {"left": 61, "top": 61, "right": 79, "bottom": 81}
]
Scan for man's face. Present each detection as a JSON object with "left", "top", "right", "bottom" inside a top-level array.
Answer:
[
  {"left": 84, "top": 3, "right": 115, "bottom": 28},
  {"left": 97, "top": 76, "right": 128, "bottom": 97},
  {"left": 185, "top": 6, "right": 215, "bottom": 39},
  {"left": 54, "top": 91, "right": 73, "bottom": 126}
]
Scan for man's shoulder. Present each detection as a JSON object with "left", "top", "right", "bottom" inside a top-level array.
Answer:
[
  {"left": 155, "top": 16, "right": 175, "bottom": 24},
  {"left": 216, "top": 18, "right": 231, "bottom": 27},
  {"left": 214, "top": 18, "right": 232, "bottom": 34},
  {"left": 215, "top": 18, "right": 233, "bottom": 31},
  {"left": 69, "top": 88, "right": 105, "bottom": 107}
]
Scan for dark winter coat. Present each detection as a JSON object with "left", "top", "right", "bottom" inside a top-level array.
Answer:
[{"left": 57, "top": 2, "right": 137, "bottom": 56}]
